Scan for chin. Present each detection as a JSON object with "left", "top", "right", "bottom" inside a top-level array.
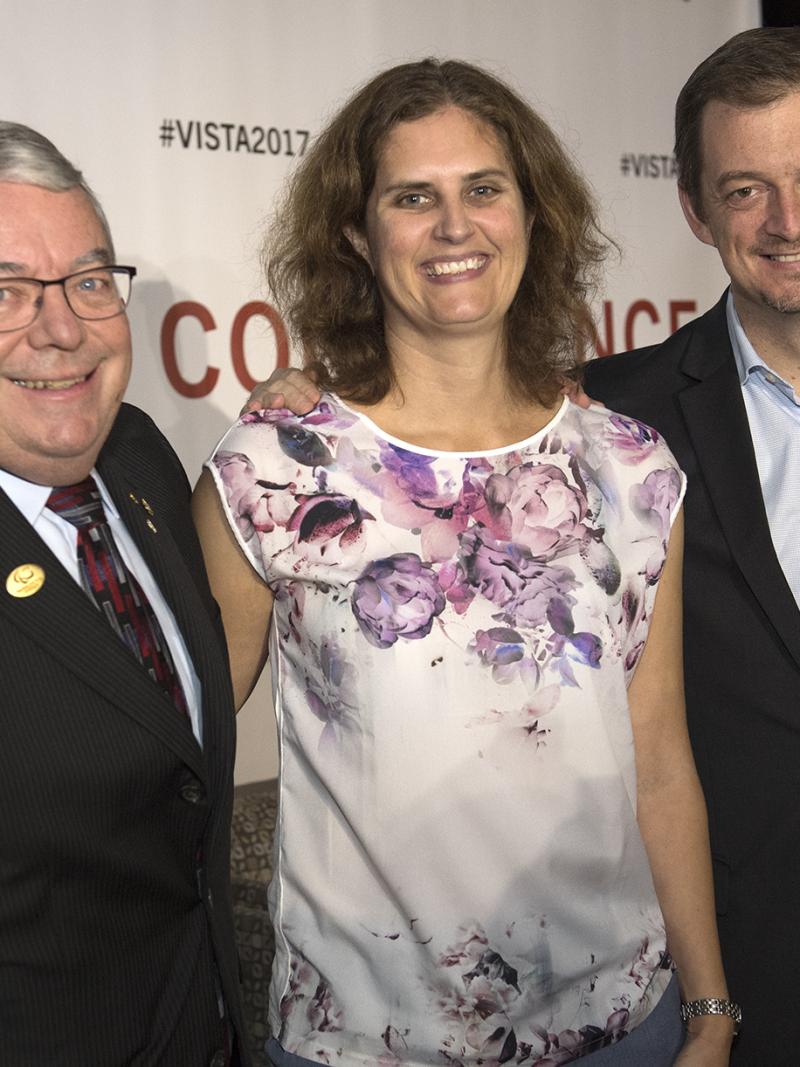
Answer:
[{"left": 760, "top": 291, "right": 800, "bottom": 314}]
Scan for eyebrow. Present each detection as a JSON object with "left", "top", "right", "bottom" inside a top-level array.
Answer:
[
  {"left": 380, "top": 168, "right": 512, "bottom": 196},
  {"left": 0, "top": 247, "right": 113, "bottom": 276},
  {"left": 715, "top": 170, "right": 768, "bottom": 189}
]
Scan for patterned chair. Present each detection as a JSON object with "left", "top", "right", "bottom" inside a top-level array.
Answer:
[{"left": 231, "top": 779, "right": 278, "bottom": 1067}]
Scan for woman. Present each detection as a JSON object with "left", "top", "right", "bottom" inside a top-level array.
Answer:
[{"left": 193, "top": 60, "right": 735, "bottom": 1066}]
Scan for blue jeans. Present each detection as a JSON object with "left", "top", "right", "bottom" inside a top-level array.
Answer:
[{"left": 267, "top": 974, "right": 684, "bottom": 1067}]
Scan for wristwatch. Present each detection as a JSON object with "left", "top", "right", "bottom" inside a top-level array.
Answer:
[{"left": 680, "top": 997, "right": 742, "bottom": 1034}]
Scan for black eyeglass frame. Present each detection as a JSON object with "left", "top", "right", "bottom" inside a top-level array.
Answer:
[{"left": 0, "top": 265, "right": 137, "bottom": 333}]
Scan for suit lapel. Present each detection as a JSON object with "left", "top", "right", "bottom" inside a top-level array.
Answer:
[
  {"left": 677, "top": 301, "right": 800, "bottom": 671},
  {"left": 0, "top": 485, "right": 206, "bottom": 778},
  {"left": 96, "top": 452, "right": 234, "bottom": 773}
]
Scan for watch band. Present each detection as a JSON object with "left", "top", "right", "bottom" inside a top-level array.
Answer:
[{"left": 680, "top": 997, "right": 742, "bottom": 1034}]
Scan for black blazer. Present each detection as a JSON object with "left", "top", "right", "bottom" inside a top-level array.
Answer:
[
  {"left": 0, "top": 404, "right": 249, "bottom": 1066},
  {"left": 585, "top": 295, "right": 800, "bottom": 1065}
]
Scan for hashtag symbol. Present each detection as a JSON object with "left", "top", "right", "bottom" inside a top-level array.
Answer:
[
  {"left": 160, "top": 120, "right": 175, "bottom": 147},
  {"left": 620, "top": 154, "right": 630, "bottom": 176}
]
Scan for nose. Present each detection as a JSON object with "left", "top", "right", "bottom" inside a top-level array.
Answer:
[
  {"left": 434, "top": 195, "right": 474, "bottom": 243},
  {"left": 765, "top": 187, "right": 800, "bottom": 242},
  {"left": 26, "top": 282, "right": 84, "bottom": 350}
]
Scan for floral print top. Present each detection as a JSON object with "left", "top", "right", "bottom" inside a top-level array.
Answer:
[{"left": 208, "top": 394, "right": 686, "bottom": 1067}]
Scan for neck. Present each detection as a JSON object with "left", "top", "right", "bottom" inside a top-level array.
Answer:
[
  {"left": 734, "top": 294, "right": 800, "bottom": 389},
  {"left": 346, "top": 328, "right": 560, "bottom": 452}
]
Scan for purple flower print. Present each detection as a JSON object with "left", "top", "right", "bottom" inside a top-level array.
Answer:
[
  {"left": 351, "top": 553, "right": 445, "bottom": 648},
  {"left": 214, "top": 450, "right": 295, "bottom": 541},
  {"left": 378, "top": 455, "right": 493, "bottom": 563},
  {"left": 304, "top": 636, "right": 358, "bottom": 749},
  {"left": 605, "top": 414, "right": 661, "bottom": 465},
  {"left": 287, "top": 493, "right": 374, "bottom": 560},
  {"left": 471, "top": 627, "right": 525, "bottom": 669},
  {"left": 484, "top": 463, "right": 589, "bottom": 561},
  {"left": 458, "top": 527, "right": 578, "bottom": 632},
  {"left": 630, "top": 467, "right": 683, "bottom": 540},
  {"left": 434, "top": 925, "right": 521, "bottom": 1065},
  {"left": 452, "top": 529, "right": 603, "bottom": 674}
]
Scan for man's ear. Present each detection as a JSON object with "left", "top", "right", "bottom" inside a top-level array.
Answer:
[
  {"left": 344, "top": 225, "right": 372, "bottom": 269},
  {"left": 678, "top": 185, "right": 716, "bottom": 248}
]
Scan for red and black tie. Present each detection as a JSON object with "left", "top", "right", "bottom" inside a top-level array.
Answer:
[{"left": 47, "top": 476, "right": 188, "bottom": 716}]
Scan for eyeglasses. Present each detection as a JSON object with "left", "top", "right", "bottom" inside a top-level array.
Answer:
[{"left": 0, "top": 265, "right": 137, "bottom": 333}]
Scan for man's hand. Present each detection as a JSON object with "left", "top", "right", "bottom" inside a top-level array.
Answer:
[
  {"left": 241, "top": 367, "right": 321, "bottom": 416},
  {"left": 561, "top": 377, "right": 597, "bottom": 409}
]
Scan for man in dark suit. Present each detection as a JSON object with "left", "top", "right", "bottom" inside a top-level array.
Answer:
[
  {"left": 585, "top": 28, "right": 800, "bottom": 1066},
  {"left": 0, "top": 122, "right": 248, "bottom": 1065}
]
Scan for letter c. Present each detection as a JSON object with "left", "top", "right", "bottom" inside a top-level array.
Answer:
[{"left": 161, "top": 302, "right": 220, "bottom": 398}]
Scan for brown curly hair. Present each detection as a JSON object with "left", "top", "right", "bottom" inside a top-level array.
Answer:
[{"left": 265, "top": 58, "right": 610, "bottom": 407}]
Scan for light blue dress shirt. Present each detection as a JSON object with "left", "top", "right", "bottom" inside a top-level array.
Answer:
[
  {"left": 0, "top": 467, "right": 203, "bottom": 743},
  {"left": 727, "top": 292, "right": 800, "bottom": 609}
]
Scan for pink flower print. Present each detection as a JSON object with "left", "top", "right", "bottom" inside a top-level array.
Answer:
[
  {"left": 351, "top": 553, "right": 446, "bottom": 648},
  {"left": 379, "top": 457, "right": 492, "bottom": 563},
  {"left": 604, "top": 414, "right": 661, "bottom": 465},
  {"left": 214, "top": 450, "right": 295, "bottom": 542},
  {"left": 485, "top": 463, "right": 589, "bottom": 561},
  {"left": 630, "top": 467, "right": 683, "bottom": 541},
  {"left": 287, "top": 493, "right": 374, "bottom": 561},
  {"left": 304, "top": 636, "right": 358, "bottom": 749}
]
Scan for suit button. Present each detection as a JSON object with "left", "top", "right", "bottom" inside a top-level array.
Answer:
[
  {"left": 208, "top": 1051, "right": 227, "bottom": 1067},
  {"left": 180, "top": 779, "right": 204, "bottom": 804}
]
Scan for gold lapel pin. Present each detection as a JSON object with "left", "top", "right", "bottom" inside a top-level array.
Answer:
[
  {"left": 128, "top": 492, "right": 157, "bottom": 532},
  {"left": 6, "top": 563, "right": 46, "bottom": 598}
]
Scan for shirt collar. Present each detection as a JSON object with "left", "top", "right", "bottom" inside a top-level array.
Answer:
[
  {"left": 726, "top": 290, "right": 798, "bottom": 402},
  {"left": 726, "top": 290, "right": 765, "bottom": 387},
  {"left": 0, "top": 467, "right": 119, "bottom": 525}
]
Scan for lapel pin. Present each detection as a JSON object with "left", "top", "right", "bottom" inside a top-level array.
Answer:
[
  {"left": 6, "top": 563, "right": 46, "bottom": 598},
  {"left": 128, "top": 491, "right": 157, "bottom": 531}
]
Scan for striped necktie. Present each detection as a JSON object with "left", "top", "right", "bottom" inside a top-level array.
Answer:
[{"left": 47, "top": 477, "right": 188, "bottom": 717}]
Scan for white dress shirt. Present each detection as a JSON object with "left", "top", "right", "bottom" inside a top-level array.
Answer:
[{"left": 727, "top": 293, "right": 800, "bottom": 609}]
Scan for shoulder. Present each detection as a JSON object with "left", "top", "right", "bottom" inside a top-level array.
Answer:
[
  {"left": 103, "top": 403, "right": 187, "bottom": 488},
  {"left": 210, "top": 393, "right": 358, "bottom": 472},
  {"left": 583, "top": 295, "right": 729, "bottom": 419},
  {"left": 562, "top": 399, "right": 680, "bottom": 473}
]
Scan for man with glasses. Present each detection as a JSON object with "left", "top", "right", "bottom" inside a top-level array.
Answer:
[{"left": 0, "top": 122, "right": 248, "bottom": 1066}]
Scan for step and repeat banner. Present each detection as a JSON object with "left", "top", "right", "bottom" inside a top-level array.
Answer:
[{"left": 7, "top": 0, "right": 760, "bottom": 781}]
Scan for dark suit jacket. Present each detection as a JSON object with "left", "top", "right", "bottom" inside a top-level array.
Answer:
[
  {"left": 585, "top": 294, "right": 800, "bottom": 1065},
  {"left": 0, "top": 404, "right": 249, "bottom": 1066}
]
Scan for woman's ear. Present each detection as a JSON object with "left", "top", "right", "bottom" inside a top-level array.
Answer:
[{"left": 344, "top": 225, "right": 373, "bottom": 269}]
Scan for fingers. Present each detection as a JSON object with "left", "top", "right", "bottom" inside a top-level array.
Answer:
[
  {"left": 241, "top": 367, "right": 321, "bottom": 416},
  {"left": 241, "top": 391, "right": 285, "bottom": 415},
  {"left": 561, "top": 378, "right": 598, "bottom": 410}
]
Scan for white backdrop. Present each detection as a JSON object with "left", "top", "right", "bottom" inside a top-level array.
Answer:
[{"left": 6, "top": 0, "right": 759, "bottom": 781}]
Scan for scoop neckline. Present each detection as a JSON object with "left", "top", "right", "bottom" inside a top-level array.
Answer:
[{"left": 329, "top": 393, "right": 570, "bottom": 458}]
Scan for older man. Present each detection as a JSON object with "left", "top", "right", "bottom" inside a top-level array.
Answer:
[
  {"left": 585, "top": 28, "right": 800, "bottom": 1066},
  {"left": 0, "top": 123, "right": 247, "bottom": 1066}
]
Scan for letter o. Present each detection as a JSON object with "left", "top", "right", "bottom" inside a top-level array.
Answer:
[{"left": 230, "top": 301, "right": 289, "bottom": 391}]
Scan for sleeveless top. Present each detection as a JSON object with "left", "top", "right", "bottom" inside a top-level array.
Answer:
[{"left": 208, "top": 394, "right": 686, "bottom": 1066}]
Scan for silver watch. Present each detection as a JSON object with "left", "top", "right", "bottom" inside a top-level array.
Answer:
[{"left": 680, "top": 997, "right": 742, "bottom": 1034}]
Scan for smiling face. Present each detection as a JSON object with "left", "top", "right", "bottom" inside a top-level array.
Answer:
[
  {"left": 348, "top": 106, "right": 531, "bottom": 352},
  {"left": 679, "top": 90, "right": 800, "bottom": 328},
  {"left": 0, "top": 182, "right": 131, "bottom": 485}
]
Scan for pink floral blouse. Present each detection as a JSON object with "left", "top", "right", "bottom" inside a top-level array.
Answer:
[{"left": 208, "top": 394, "right": 686, "bottom": 1066}]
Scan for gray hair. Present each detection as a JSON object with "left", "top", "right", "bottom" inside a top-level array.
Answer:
[{"left": 0, "top": 121, "right": 114, "bottom": 253}]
